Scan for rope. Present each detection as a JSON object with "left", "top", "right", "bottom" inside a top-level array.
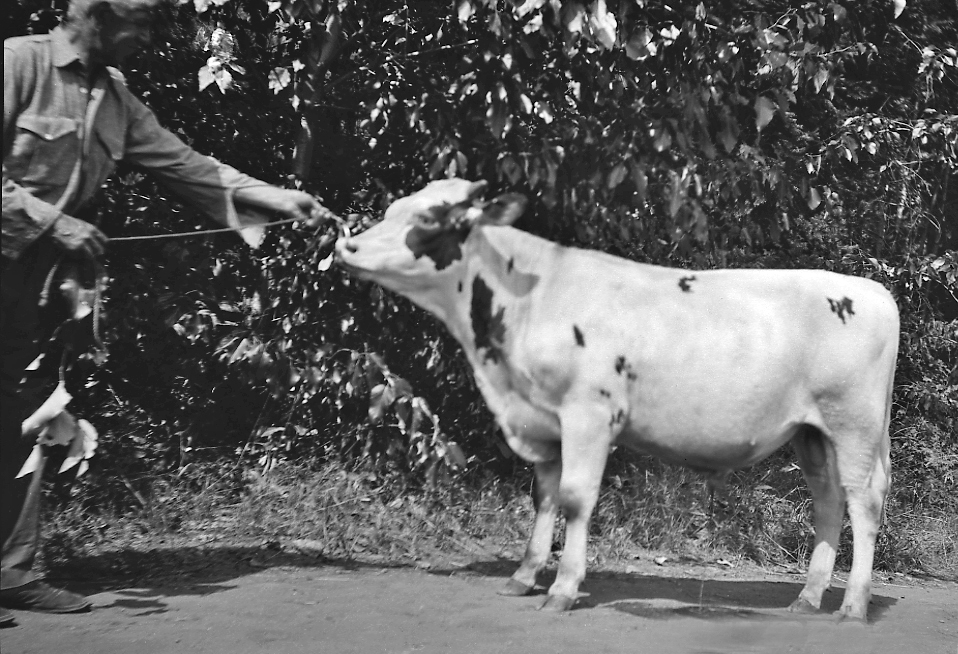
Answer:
[
  {"left": 109, "top": 209, "right": 351, "bottom": 242},
  {"left": 82, "top": 210, "right": 350, "bottom": 358},
  {"left": 109, "top": 216, "right": 306, "bottom": 242}
]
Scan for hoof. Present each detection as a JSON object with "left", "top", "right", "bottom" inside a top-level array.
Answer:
[
  {"left": 836, "top": 607, "right": 869, "bottom": 625},
  {"left": 787, "top": 597, "right": 820, "bottom": 614},
  {"left": 538, "top": 594, "right": 576, "bottom": 612},
  {"left": 498, "top": 578, "right": 534, "bottom": 597}
]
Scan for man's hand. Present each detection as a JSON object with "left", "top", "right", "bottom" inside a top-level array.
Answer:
[
  {"left": 273, "top": 189, "right": 338, "bottom": 228},
  {"left": 49, "top": 214, "right": 108, "bottom": 259},
  {"left": 234, "top": 186, "right": 335, "bottom": 228},
  {"left": 273, "top": 189, "right": 322, "bottom": 222}
]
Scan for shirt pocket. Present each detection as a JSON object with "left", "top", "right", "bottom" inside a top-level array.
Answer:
[{"left": 10, "top": 114, "right": 80, "bottom": 187}]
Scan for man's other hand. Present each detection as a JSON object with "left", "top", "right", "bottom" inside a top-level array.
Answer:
[{"left": 49, "top": 215, "right": 108, "bottom": 259}]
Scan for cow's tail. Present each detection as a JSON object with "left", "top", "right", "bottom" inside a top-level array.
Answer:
[{"left": 878, "top": 307, "right": 898, "bottom": 528}]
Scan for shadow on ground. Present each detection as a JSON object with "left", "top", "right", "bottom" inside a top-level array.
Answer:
[
  {"left": 460, "top": 560, "right": 897, "bottom": 623},
  {"left": 43, "top": 544, "right": 898, "bottom": 624}
]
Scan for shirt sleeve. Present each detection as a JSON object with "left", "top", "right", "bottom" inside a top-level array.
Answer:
[
  {"left": 2, "top": 44, "right": 65, "bottom": 260},
  {"left": 120, "top": 91, "right": 272, "bottom": 247}
]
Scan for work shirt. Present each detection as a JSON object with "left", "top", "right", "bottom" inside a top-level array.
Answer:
[{"left": 3, "top": 27, "right": 270, "bottom": 260}]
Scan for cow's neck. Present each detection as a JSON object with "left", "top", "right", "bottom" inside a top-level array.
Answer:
[{"left": 438, "top": 226, "right": 552, "bottom": 365}]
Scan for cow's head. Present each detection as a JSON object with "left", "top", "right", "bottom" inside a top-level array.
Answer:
[{"left": 336, "top": 179, "right": 526, "bottom": 297}]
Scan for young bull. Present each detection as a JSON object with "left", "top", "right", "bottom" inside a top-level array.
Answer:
[{"left": 335, "top": 179, "right": 899, "bottom": 621}]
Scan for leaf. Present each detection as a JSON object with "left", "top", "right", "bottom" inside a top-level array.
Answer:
[
  {"left": 718, "top": 115, "right": 738, "bottom": 153},
  {"left": 812, "top": 67, "right": 829, "bottom": 93},
  {"left": 588, "top": 0, "right": 617, "bottom": 49},
  {"left": 194, "top": 0, "right": 212, "bottom": 13},
  {"left": 516, "top": 0, "right": 546, "bottom": 18},
  {"left": 893, "top": 0, "right": 906, "bottom": 19},
  {"left": 198, "top": 65, "right": 215, "bottom": 91},
  {"left": 214, "top": 68, "right": 233, "bottom": 93},
  {"left": 667, "top": 172, "right": 687, "bottom": 217},
  {"left": 534, "top": 101, "right": 554, "bottom": 123},
  {"left": 830, "top": 3, "right": 847, "bottom": 23},
  {"left": 754, "top": 96, "right": 776, "bottom": 132},
  {"left": 652, "top": 127, "right": 672, "bottom": 152},
  {"left": 808, "top": 186, "right": 822, "bottom": 210},
  {"left": 630, "top": 165, "right": 648, "bottom": 203},
  {"left": 500, "top": 155, "right": 523, "bottom": 185},
  {"left": 457, "top": 0, "right": 474, "bottom": 23},
  {"left": 228, "top": 337, "right": 252, "bottom": 364},
  {"left": 446, "top": 441, "right": 468, "bottom": 468},
  {"left": 368, "top": 383, "right": 387, "bottom": 424},
  {"left": 607, "top": 163, "right": 627, "bottom": 189},
  {"left": 487, "top": 100, "right": 510, "bottom": 139},
  {"left": 564, "top": 2, "right": 587, "bottom": 34},
  {"left": 625, "top": 29, "right": 654, "bottom": 61},
  {"left": 269, "top": 67, "right": 291, "bottom": 94},
  {"left": 391, "top": 376, "right": 414, "bottom": 398}
]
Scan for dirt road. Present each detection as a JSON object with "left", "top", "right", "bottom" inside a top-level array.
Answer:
[{"left": 2, "top": 555, "right": 955, "bottom": 654}]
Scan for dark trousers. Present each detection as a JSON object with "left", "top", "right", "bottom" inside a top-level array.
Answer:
[{"left": 1, "top": 242, "right": 58, "bottom": 590}]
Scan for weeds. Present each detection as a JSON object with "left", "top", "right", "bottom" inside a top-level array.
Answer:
[{"left": 40, "top": 450, "right": 958, "bottom": 584}]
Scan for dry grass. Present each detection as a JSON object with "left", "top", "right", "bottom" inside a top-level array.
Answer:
[{"left": 39, "top": 455, "right": 957, "bottom": 583}]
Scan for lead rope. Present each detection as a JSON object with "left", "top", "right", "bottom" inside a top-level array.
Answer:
[{"left": 86, "top": 206, "right": 350, "bottom": 360}]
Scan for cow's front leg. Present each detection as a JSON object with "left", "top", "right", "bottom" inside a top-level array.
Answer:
[
  {"left": 541, "top": 406, "right": 613, "bottom": 611},
  {"left": 500, "top": 458, "right": 562, "bottom": 597}
]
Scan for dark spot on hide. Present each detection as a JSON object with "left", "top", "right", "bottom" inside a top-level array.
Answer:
[
  {"left": 614, "top": 356, "right": 637, "bottom": 381},
  {"left": 573, "top": 325, "right": 585, "bottom": 347},
  {"left": 458, "top": 280, "right": 463, "bottom": 293},
  {"left": 599, "top": 389, "right": 611, "bottom": 398},
  {"left": 678, "top": 275, "right": 697, "bottom": 292},
  {"left": 405, "top": 223, "right": 469, "bottom": 271},
  {"left": 827, "top": 296, "right": 855, "bottom": 324},
  {"left": 471, "top": 276, "right": 507, "bottom": 364},
  {"left": 507, "top": 258, "right": 514, "bottom": 273}
]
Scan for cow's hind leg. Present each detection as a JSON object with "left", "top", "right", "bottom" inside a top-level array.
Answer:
[
  {"left": 500, "top": 458, "right": 562, "bottom": 597},
  {"left": 789, "top": 426, "right": 845, "bottom": 615},
  {"left": 541, "top": 406, "right": 612, "bottom": 611},
  {"left": 837, "top": 442, "right": 890, "bottom": 622}
]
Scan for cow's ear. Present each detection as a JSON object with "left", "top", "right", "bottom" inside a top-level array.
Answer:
[
  {"left": 465, "top": 180, "right": 489, "bottom": 202},
  {"left": 479, "top": 193, "right": 527, "bottom": 226}
]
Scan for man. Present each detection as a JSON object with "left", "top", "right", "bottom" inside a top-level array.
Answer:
[{"left": 2, "top": 0, "right": 327, "bottom": 624}]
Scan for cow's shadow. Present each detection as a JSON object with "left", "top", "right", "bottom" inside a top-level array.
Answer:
[
  {"left": 46, "top": 545, "right": 897, "bottom": 624},
  {"left": 459, "top": 560, "right": 898, "bottom": 624}
]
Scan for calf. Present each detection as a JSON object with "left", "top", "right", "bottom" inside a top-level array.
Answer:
[{"left": 336, "top": 179, "right": 898, "bottom": 621}]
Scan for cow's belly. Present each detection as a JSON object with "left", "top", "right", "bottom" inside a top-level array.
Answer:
[
  {"left": 618, "top": 385, "right": 811, "bottom": 471},
  {"left": 620, "top": 421, "right": 803, "bottom": 471}
]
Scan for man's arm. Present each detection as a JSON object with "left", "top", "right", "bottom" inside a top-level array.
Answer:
[
  {"left": 1, "top": 179, "right": 106, "bottom": 260},
  {"left": 120, "top": 92, "right": 325, "bottom": 247}
]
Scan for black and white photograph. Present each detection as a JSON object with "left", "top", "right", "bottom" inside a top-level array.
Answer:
[{"left": 2, "top": 1, "right": 956, "bottom": 652}]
